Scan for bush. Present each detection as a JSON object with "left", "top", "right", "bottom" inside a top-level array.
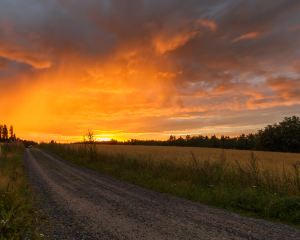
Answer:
[{"left": 269, "top": 197, "right": 300, "bottom": 224}]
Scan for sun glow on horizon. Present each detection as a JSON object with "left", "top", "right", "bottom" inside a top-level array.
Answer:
[{"left": 95, "top": 137, "right": 113, "bottom": 142}]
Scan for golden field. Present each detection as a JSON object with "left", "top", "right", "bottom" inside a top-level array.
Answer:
[{"left": 71, "top": 144, "right": 300, "bottom": 172}]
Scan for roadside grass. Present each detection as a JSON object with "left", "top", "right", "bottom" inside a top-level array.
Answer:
[
  {"left": 40, "top": 143, "right": 300, "bottom": 226},
  {"left": 0, "top": 143, "right": 41, "bottom": 239}
]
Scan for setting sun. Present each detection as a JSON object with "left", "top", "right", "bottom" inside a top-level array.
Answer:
[{"left": 95, "top": 137, "right": 112, "bottom": 142}]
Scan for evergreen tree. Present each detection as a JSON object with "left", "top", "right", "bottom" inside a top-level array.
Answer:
[
  {"left": 9, "top": 125, "right": 14, "bottom": 140},
  {"left": 2, "top": 125, "right": 8, "bottom": 141}
]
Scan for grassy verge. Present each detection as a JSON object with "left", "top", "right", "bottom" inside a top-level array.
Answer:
[
  {"left": 0, "top": 143, "right": 42, "bottom": 239},
  {"left": 40, "top": 143, "right": 300, "bottom": 226}
]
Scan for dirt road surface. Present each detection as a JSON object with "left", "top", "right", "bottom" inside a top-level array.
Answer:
[{"left": 24, "top": 148, "right": 300, "bottom": 240}]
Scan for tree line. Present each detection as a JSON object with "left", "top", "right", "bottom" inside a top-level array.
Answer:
[
  {"left": 112, "top": 116, "right": 300, "bottom": 153},
  {"left": 0, "top": 124, "right": 16, "bottom": 142}
]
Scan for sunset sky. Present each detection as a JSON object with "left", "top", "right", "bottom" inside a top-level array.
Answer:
[{"left": 0, "top": 0, "right": 300, "bottom": 142}]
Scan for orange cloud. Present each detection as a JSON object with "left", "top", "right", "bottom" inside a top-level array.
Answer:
[
  {"left": 0, "top": 46, "right": 52, "bottom": 69},
  {"left": 153, "top": 31, "right": 199, "bottom": 54},
  {"left": 196, "top": 19, "right": 217, "bottom": 32},
  {"left": 153, "top": 19, "right": 217, "bottom": 54},
  {"left": 268, "top": 77, "right": 300, "bottom": 101},
  {"left": 233, "top": 32, "right": 261, "bottom": 43}
]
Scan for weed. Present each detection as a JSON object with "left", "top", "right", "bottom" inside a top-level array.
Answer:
[{"left": 0, "top": 143, "right": 41, "bottom": 239}]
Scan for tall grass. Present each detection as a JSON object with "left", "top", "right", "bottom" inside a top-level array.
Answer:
[
  {"left": 40, "top": 143, "right": 300, "bottom": 225},
  {"left": 0, "top": 143, "right": 42, "bottom": 239},
  {"left": 73, "top": 144, "right": 300, "bottom": 169}
]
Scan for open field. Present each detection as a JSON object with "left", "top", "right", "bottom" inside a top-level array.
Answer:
[
  {"left": 76, "top": 144, "right": 300, "bottom": 171},
  {"left": 41, "top": 143, "right": 300, "bottom": 225},
  {"left": 0, "top": 143, "right": 41, "bottom": 239}
]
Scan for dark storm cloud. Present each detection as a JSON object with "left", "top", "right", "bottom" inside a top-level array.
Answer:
[{"left": 1, "top": 0, "right": 299, "bottom": 67}]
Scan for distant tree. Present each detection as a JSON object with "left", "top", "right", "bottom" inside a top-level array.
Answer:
[
  {"left": 84, "top": 130, "right": 96, "bottom": 161},
  {"left": 87, "top": 130, "right": 94, "bottom": 143},
  {"left": 2, "top": 125, "right": 8, "bottom": 141},
  {"left": 211, "top": 135, "right": 219, "bottom": 148},
  {"left": 9, "top": 125, "right": 14, "bottom": 140},
  {"left": 237, "top": 134, "right": 248, "bottom": 150},
  {"left": 258, "top": 116, "right": 300, "bottom": 152},
  {"left": 168, "top": 135, "right": 176, "bottom": 142},
  {"left": 279, "top": 116, "right": 300, "bottom": 152},
  {"left": 105, "top": 116, "right": 300, "bottom": 153},
  {"left": 247, "top": 133, "right": 257, "bottom": 150},
  {"left": 186, "top": 135, "right": 191, "bottom": 141},
  {"left": 176, "top": 136, "right": 185, "bottom": 146}
]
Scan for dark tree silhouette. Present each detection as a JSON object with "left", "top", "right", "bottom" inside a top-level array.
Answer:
[
  {"left": 258, "top": 116, "right": 300, "bottom": 152},
  {"left": 0, "top": 124, "right": 17, "bottom": 142},
  {"left": 86, "top": 130, "right": 94, "bottom": 143},
  {"left": 2, "top": 125, "right": 8, "bottom": 141},
  {"left": 120, "top": 116, "right": 300, "bottom": 153},
  {"left": 9, "top": 125, "right": 14, "bottom": 140}
]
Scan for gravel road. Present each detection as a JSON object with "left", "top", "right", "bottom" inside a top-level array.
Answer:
[{"left": 24, "top": 148, "right": 300, "bottom": 240}]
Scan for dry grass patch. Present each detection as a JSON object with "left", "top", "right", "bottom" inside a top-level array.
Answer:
[{"left": 71, "top": 144, "right": 300, "bottom": 172}]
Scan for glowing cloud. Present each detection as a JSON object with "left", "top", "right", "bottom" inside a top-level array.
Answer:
[
  {"left": 153, "top": 31, "right": 199, "bottom": 54},
  {"left": 233, "top": 32, "right": 262, "bottom": 43},
  {"left": 153, "top": 19, "right": 217, "bottom": 54},
  {"left": 0, "top": 48, "right": 52, "bottom": 69},
  {"left": 196, "top": 19, "right": 217, "bottom": 32},
  {"left": 0, "top": 0, "right": 299, "bottom": 142}
]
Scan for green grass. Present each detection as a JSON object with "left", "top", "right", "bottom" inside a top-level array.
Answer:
[
  {"left": 40, "top": 143, "right": 300, "bottom": 226},
  {"left": 0, "top": 143, "right": 42, "bottom": 240}
]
